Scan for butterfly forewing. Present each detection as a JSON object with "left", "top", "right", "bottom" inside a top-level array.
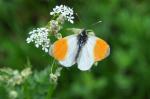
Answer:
[
  {"left": 51, "top": 35, "right": 78, "bottom": 67},
  {"left": 93, "top": 37, "right": 110, "bottom": 61}
]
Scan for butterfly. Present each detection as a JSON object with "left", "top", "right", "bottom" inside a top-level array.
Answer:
[{"left": 49, "top": 29, "right": 110, "bottom": 71}]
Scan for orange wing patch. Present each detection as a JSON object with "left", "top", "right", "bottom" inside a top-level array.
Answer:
[
  {"left": 52, "top": 38, "right": 68, "bottom": 61},
  {"left": 94, "top": 38, "right": 110, "bottom": 61}
]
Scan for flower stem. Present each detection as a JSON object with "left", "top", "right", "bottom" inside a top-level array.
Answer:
[
  {"left": 50, "top": 59, "right": 56, "bottom": 74},
  {"left": 46, "top": 59, "right": 57, "bottom": 99},
  {"left": 46, "top": 84, "right": 56, "bottom": 99}
]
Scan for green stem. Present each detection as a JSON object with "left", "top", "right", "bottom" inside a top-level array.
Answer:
[
  {"left": 46, "top": 84, "right": 56, "bottom": 99},
  {"left": 46, "top": 59, "right": 57, "bottom": 99},
  {"left": 50, "top": 59, "right": 56, "bottom": 74}
]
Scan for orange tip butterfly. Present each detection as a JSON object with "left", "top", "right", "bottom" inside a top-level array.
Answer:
[{"left": 49, "top": 29, "right": 110, "bottom": 71}]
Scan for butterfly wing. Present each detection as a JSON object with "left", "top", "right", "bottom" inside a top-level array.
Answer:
[
  {"left": 93, "top": 36, "right": 110, "bottom": 61},
  {"left": 77, "top": 36, "right": 110, "bottom": 71},
  {"left": 77, "top": 37, "right": 95, "bottom": 71},
  {"left": 50, "top": 35, "right": 78, "bottom": 67}
]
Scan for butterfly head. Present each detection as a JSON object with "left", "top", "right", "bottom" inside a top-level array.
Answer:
[{"left": 81, "top": 28, "right": 87, "bottom": 35}]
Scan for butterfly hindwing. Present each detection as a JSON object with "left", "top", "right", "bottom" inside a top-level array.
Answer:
[{"left": 77, "top": 36, "right": 95, "bottom": 70}]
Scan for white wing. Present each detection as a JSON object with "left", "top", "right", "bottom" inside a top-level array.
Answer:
[
  {"left": 59, "top": 35, "right": 78, "bottom": 67},
  {"left": 77, "top": 36, "right": 96, "bottom": 71}
]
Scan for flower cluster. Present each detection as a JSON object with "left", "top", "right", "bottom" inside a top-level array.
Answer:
[
  {"left": 49, "top": 20, "right": 61, "bottom": 34},
  {"left": 9, "top": 90, "right": 18, "bottom": 99},
  {"left": 50, "top": 5, "right": 74, "bottom": 24},
  {"left": 26, "top": 5, "right": 75, "bottom": 53},
  {"left": 0, "top": 67, "right": 32, "bottom": 99},
  {"left": 0, "top": 67, "right": 32, "bottom": 86},
  {"left": 26, "top": 28, "right": 50, "bottom": 53},
  {"left": 49, "top": 67, "right": 63, "bottom": 84}
]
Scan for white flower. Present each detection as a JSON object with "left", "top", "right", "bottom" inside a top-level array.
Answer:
[
  {"left": 11, "top": 70, "right": 23, "bottom": 85},
  {"left": 7, "top": 70, "right": 23, "bottom": 86},
  {"left": 55, "top": 67, "right": 63, "bottom": 77},
  {"left": 49, "top": 73, "right": 58, "bottom": 84},
  {"left": 26, "top": 28, "right": 50, "bottom": 53},
  {"left": 49, "top": 67, "right": 63, "bottom": 84},
  {"left": 9, "top": 90, "right": 18, "bottom": 99},
  {"left": 49, "top": 20, "right": 61, "bottom": 34},
  {"left": 21, "top": 67, "right": 32, "bottom": 78},
  {"left": 50, "top": 5, "right": 74, "bottom": 24}
]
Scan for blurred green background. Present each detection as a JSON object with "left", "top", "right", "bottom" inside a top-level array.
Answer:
[{"left": 0, "top": 0, "right": 150, "bottom": 99}]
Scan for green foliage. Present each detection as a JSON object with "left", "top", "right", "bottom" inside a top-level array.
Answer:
[{"left": 0, "top": 0, "right": 150, "bottom": 99}]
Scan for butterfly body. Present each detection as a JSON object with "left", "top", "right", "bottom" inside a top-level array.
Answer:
[
  {"left": 75, "top": 29, "right": 88, "bottom": 61},
  {"left": 50, "top": 29, "right": 110, "bottom": 71}
]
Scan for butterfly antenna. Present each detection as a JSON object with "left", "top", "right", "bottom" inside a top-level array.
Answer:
[
  {"left": 91, "top": 20, "right": 102, "bottom": 26},
  {"left": 75, "top": 14, "right": 102, "bottom": 30},
  {"left": 86, "top": 20, "right": 102, "bottom": 29},
  {"left": 75, "top": 13, "right": 80, "bottom": 23}
]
